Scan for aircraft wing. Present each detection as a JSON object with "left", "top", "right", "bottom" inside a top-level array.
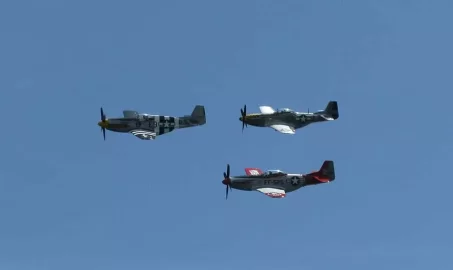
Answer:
[
  {"left": 129, "top": 129, "right": 156, "bottom": 140},
  {"left": 123, "top": 110, "right": 139, "bottom": 118},
  {"left": 256, "top": 188, "right": 286, "bottom": 198},
  {"left": 245, "top": 168, "right": 263, "bottom": 176},
  {"left": 259, "top": 106, "right": 276, "bottom": 114},
  {"left": 270, "top": 124, "right": 295, "bottom": 134}
]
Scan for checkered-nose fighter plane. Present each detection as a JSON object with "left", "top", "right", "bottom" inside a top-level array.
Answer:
[
  {"left": 239, "top": 101, "right": 339, "bottom": 134},
  {"left": 221, "top": 160, "right": 335, "bottom": 199},
  {"left": 97, "top": 105, "right": 206, "bottom": 140}
]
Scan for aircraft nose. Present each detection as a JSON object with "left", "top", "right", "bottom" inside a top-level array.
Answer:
[
  {"left": 222, "top": 178, "right": 231, "bottom": 185},
  {"left": 239, "top": 117, "right": 243, "bottom": 121},
  {"left": 98, "top": 121, "right": 109, "bottom": 128}
]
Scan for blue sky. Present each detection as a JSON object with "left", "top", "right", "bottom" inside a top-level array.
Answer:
[{"left": 1, "top": 0, "right": 452, "bottom": 269}]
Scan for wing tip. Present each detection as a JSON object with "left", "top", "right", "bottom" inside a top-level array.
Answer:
[
  {"left": 266, "top": 193, "right": 286, "bottom": 198},
  {"left": 257, "top": 188, "right": 286, "bottom": 198}
]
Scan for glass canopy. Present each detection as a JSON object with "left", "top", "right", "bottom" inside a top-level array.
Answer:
[
  {"left": 264, "top": 169, "right": 286, "bottom": 176},
  {"left": 278, "top": 108, "right": 294, "bottom": 113}
]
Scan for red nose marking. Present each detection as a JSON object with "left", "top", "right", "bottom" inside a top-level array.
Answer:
[{"left": 222, "top": 178, "right": 231, "bottom": 185}]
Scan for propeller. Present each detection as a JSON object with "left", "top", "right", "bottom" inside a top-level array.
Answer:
[
  {"left": 222, "top": 164, "right": 232, "bottom": 199},
  {"left": 100, "top": 107, "right": 107, "bottom": 140},
  {"left": 240, "top": 105, "right": 248, "bottom": 132}
]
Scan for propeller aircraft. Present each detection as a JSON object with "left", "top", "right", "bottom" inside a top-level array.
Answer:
[
  {"left": 97, "top": 105, "right": 206, "bottom": 140},
  {"left": 221, "top": 160, "right": 335, "bottom": 199},
  {"left": 239, "top": 101, "right": 339, "bottom": 134}
]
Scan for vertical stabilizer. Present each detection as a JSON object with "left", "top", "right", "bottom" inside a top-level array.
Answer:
[
  {"left": 190, "top": 105, "right": 206, "bottom": 125},
  {"left": 304, "top": 160, "right": 336, "bottom": 186},
  {"left": 323, "top": 101, "right": 339, "bottom": 119}
]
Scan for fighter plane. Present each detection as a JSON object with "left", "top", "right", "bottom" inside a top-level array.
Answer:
[
  {"left": 97, "top": 105, "right": 206, "bottom": 140},
  {"left": 239, "top": 101, "right": 339, "bottom": 134},
  {"left": 221, "top": 160, "right": 335, "bottom": 199}
]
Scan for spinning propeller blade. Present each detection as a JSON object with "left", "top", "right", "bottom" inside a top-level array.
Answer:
[
  {"left": 100, "top": 107, "right": 107, "bottom": 141},
  {"left": 222, "top": 164, "right": 232, "bottom": 200},
  {"left": 240, "top": 105, "right": 248, "bottom": 132}
]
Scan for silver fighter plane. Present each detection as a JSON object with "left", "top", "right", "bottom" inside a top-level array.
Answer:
[
  {"left": 97, "top": 105, "right": 206, "bottom": 140},
  {"left": 221, "top": 161, "right": 335, "bottom": 199},
  {"left": 239, "top": 101, "right": 339, "bottom": 134}
]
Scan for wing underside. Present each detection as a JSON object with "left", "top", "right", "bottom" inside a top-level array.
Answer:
[
  {"left": 130, "top": 129, "right": 156, "bottom": 140},
  {"left": 256, "top": 188, "right": 286, "bottom": 198},
  {"left": 270, "top": 124, "right": 295, "bottom": 134}
]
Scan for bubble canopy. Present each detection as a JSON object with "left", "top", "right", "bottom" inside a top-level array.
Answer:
[
  {"left": 278, "top": 108, "right": 294, "bottom": 112},
  {"left": 264, "top": 169, "right": 287, "bottom": 176}
]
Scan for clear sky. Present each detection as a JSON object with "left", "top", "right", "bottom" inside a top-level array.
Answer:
[{"left": 1, "top": 0, "right": 452, "bottom": 269}]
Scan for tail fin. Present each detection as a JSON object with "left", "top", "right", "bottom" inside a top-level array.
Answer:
[
  {"left": 315, "top": 101, "right": 339, "bottom": 120},
  {"left": 323, "top": 101, "right": 339, "bottom": 120},
  {"left": 306, "top": 160, "right": 335, "bottom": 183},
  {"left": 190, "top": 105, "right": 206, "bottom": 125}
]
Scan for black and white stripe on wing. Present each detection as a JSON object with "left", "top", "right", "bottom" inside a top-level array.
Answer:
[{"left": 130, "top": 129, "right": 157, "bottom": 140}]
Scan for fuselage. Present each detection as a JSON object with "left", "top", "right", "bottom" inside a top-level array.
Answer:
[
  {"left": 239, "top": 111, "right": 327, "bottom": 129},
  {"left": 229, "top": 173, "right": 308, "bottom": 193},
  {"left": 98, "top": 115, "right": 199, "bottom": 135}
]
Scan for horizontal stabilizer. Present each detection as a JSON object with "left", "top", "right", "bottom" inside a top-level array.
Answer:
[{"left": 307, "top": 160, "right": 335, "bottom": 183}]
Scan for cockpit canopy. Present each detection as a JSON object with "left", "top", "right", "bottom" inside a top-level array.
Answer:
[
  {"left": 264, "top": 169, "right": 286, "bottom": 176},
  {"left": 137, "top": 113, "right": 155, "bottom": 120},
  {"left": 278, "top": 108, "right": 294, "bottom": 113}
]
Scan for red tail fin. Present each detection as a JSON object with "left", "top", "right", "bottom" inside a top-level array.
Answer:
[{"left": 307, "top": 161, "right": 335, "bottom": 183}]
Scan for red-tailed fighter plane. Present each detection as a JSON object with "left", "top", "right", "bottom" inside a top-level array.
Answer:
[{"left": 221, "top": 160, "right": 335, "bottom": 199}]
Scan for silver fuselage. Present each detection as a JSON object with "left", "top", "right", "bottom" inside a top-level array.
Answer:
[
  {"left": 100, "top": 115, "right": 201, "bottom": 136},
  {"left": 240, "top": 111, "right": 327, "bottom": 129},
  {"left": 229, "top": 173, "right": 314, "bottom": 193}
]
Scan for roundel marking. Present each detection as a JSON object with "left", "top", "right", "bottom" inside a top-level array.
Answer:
[{"left": 291, "top": 176, "right": 300, "bottom": 186}]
